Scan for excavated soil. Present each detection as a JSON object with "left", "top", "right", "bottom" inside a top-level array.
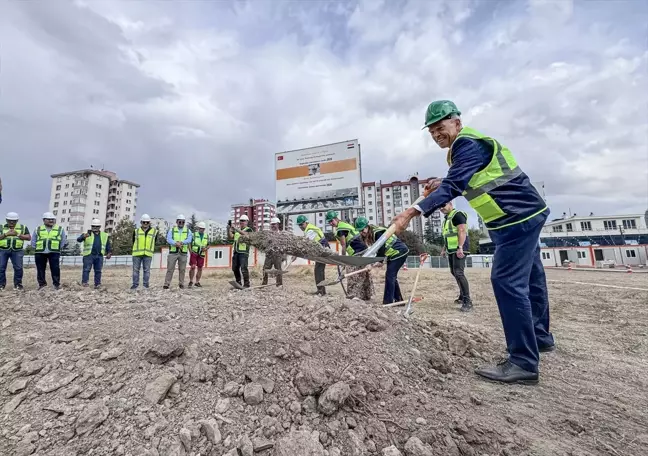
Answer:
[
  {"left": 1, "top": 268, "right": 647, "bottom": 456},
  {"left": 241, "top": 231, "right": 335, "bottom": 260}
]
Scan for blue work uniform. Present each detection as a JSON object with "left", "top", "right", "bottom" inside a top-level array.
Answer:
[{"left": 416, "top": 127, "right": 554, "bottom": 374}]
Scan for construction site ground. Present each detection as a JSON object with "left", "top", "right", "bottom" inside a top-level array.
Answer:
[{"left": 1, "top": 266, "right": 647, "bottom": 456}]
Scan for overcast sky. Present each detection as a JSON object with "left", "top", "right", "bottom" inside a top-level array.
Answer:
[{"left": 1, "top": 0, "right": 647, "bottom": 231}]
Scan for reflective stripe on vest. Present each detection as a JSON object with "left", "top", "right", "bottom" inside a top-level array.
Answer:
[
  {"left": 335, "top": 221, "right": 357, "bottom": 254},
  {"left": 304, "top": 224, "right": 324, "bottom": 243},
  {"left": 234, "top": 227, "right": 252, "bottom": 254},
  {"left": 373, "top": 226, "right": 408, "bottom": 259},
  {"left": 83, "top": 232, "right": 108, "bottom": 256},
  {"left": 133, "top": 228, "right": 157, "bottom": 257},
  {"left": 192, "top": 231, "right": 209, "bottom": 257},
  {"left": 35, "top": 225, "right": 62, "bottom": 252},
  {"left": 0, "top": 224, "right": 27, "bottom": 250},
  {"left": 442, "top": 209, "right": 467, "bottom": 253},
  {"left": 449, "top": 127, "right": 523, "bottom": 224},
  {"left": 170, "top": 227, "right": 190, "bottom": 253}
]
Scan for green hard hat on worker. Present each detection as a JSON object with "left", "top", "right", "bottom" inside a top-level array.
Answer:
[
  {"left": 296, "top": 215, "right": 308, "bottom": 225},
  {"left": 422, "top": 100, "right": 461, "bottom": 129},
  {"left": 354, "top": 216, "right": 369, "bottom": 231},
  {"left": 325, "top": 210, "right": 338, "bottom": 223}
]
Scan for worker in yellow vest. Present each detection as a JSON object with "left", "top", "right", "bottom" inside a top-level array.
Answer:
[
  {"left": 189, "top": 221, "right": 209, "bottom": 288},
  {"left": 164, "top": 214, "right": 193, "bottom": 289},
  {"left": 0, "top": 212, "right": 31, "bottom": 291},
  {"left": 392, "top": 100, "right": 553, "bottom": 385},
  {"left": 77, "top": 219, "right": 112, "bottom": 289},
  {"left": 228, "top": 214, "right": 253, "bottom": 288},
  {"left": 31, "top": 212, "right": 66, "bottom": 290},
  {"left": 326, "top": 210, "right": 357, "bottom": 255},
  {"left": 131, "top": 214, "right": 158, "bottom": 290},
  {"left": 296, "top": 215, "right": 329, "bottom": 296},
  {"left": 440, "top": 202, "right": 472, "bottom": 311}
]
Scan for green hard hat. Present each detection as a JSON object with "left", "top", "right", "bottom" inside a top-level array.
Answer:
[
  {"left": 296, "top": 215, "right": 308, "bottom": 225},
  {"left": 354, "top": 216, "right": 369, "bottom": 231},
  {"left": 325, "top": 210, "right": 338, "bottom": 222},
  {"left": 422, "top": 100, "right": 461, "bottom": 129}
]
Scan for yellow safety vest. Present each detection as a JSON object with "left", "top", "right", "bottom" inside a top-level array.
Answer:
[
  {"left": 233, "top": 227, "right": 253, "bottom": 254},
  {"left": 334, "top": 221, "right": 357, "bottom": 255},
  {"left": 372, "top": 226, "right": 407, "bottom": 259},
  {"left": 449, "top": 127, "right": 547, "bottom": 229},
  {"left": 169, "top": 227, "right": 190, "bottom": 253},
  {"left": 191, "top": 231, "right": 209, "bottom": 257},
  {"left": 442, "top": 209, "right": 467, "bottom": 253},
  {"left": 0, "top": 223, "right": 27, "bottom": 250},
  {"left": 304, "top": 223, "right": 324, "bottom": 243},
  {"left": 133, "top": 227, "right": 157, "bottom": 257},
  {"left": 83, "top": 232, "right": 108, "bottom": 256},
  {"left": 35, "top": 225, "right": 63, "bottom": 253}
]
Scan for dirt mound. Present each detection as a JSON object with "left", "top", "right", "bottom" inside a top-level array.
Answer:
[
  {"left": 241, "top": 231, "right": 334, "bottom": 259},
  {"left": 0, "top": 286, "right": 524, "bottom": 456}
]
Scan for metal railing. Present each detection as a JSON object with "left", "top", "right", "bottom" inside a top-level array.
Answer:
[
  {"left": 406, "top": 255, "right": 494, "bottom": 269},
  {"left": 22, "top": 255, "right": 136, "bottom": 267}
]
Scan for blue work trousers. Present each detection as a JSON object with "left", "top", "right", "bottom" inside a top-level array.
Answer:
[
  {"left": 82, "top": 254, "right": 104, "bottom": 286},
  {"left": 489, "top": 210, "right": 554, "bottom": 374},
  {"left": 132, "top": 256, "right": 152, "bottom": 288},
  {"left": 0, "top": 249, "right": 24, "bottom": 288},
  {"left": 383, "top": 255, "right": 407, "bottom": 304}
]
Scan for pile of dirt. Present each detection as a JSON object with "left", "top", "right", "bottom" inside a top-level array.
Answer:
[
  {"left": 241, "top": 231, "right": 334, "bottom": 260},
  {"left": 0, "top": 285, "right": 525, "bottom": 456}
]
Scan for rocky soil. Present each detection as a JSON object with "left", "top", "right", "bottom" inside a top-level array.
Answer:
[{"left": 1, "top": 278, "right": 520, "bottom": 456}]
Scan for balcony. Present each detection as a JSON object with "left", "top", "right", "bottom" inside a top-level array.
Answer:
[{"left": 69, "top": 211, "right": 85, "bottom": 216}]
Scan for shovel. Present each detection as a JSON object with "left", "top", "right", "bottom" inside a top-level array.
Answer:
[
  {"left": 316, "top": 264, "right": 374, "bottom": 287},
  {"left": 382, "top": 296, "right": 424, "bottom": 308},
  {"left": 229, "top": 281, "right": 278, "bottom": 291},
  {"left": 361, "top": 188, "right": 433, "bottom": 258},
  {"left": 403, "top": 254, "right": 428, "bottom": 317}
]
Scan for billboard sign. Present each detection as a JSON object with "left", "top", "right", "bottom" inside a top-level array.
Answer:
[{"left": 275, "top": 139, "right": 362, "bottom": 215}]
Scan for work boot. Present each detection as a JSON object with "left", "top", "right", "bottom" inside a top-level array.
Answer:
[
  {"left": 82, "top": 283, "right": 89, "bottom": 288},
  {"left": 454, "top": 297, "right": 463, "bottom": 305},
  {"left": 179, "top": 284, "right": 185, "bottom": 289},
  {"left": 94, "top": 284, "right": 101, "bottom": 290},
  {"left": 194, "top": 283, "right": 202, "bottom": 288},
  {"left": 539, "top": 344, "right": 556, "bottom": 353},
  {"left": 460, "top": 300, "right": 473, "bottom": 312},
  {"left": 15, "top": 284, "right": 24, "bottom": 291},
  {"left": 475, "top": 359, "right": 538, "bottom": 385},
  {"left": 130, "top": 285, "right": 138, "bottom": 290},
  {"left": 188, "top": 282, "right": 193, "bottom": 288},
  {"left": 0, "top": 286, "right": 4, "bottom": 291},
  {"left": 163, "top": 285, "right": 170, "bottom": 290}
]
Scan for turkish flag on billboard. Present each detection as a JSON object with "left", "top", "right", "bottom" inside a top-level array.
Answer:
[{"left": 277, "top": 155, "right": 284, "bottom": 160}]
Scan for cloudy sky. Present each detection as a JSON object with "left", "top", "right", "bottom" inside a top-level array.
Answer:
[{"left": 1, "top": 0, "right": 647, "bottom": 230}]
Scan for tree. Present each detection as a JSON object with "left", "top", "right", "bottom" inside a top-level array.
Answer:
[
  {"left": 187, "top": 213, "right": 198, "bottom": 233},
  {"left": 110, "top": 217, "right": 137, "bottom": 255},
  {"left": 423, "top": 221, "right": 436, "bottom": 244},
  {"left": 398, "top": 230, "right": 426, "bottom": 255},
  {"left": 154, "top": 230, "right": 168, "bottom": 252},
  {"left": 61, "top": 239, "right": 80, "bottom": 256},
  {"left": 468, "top": 228, "right": 484, "bottom": 254}
]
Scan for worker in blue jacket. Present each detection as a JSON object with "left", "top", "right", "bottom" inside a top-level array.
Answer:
[{"left": 392, "top": 100, "right": 554, "bottom": 385}]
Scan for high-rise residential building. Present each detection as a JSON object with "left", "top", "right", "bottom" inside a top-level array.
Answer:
[
  {"left": 292, "top": 174, "right": 442, "bottom": 237},
  {"left": 230, "top": 199, "right": 276, "bottom": 231},
  {"left": 203, "top": 219, "right": 228, "bottom": 241},
  {"left": 49, "top": 168, "right": 139, "bottom": 236},
  {"left": 150, "top": 217, "right": 170, "bottom": 238}
]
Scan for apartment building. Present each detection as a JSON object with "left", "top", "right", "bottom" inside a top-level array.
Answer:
[
  {"left": 230, "top": 199, "right": 276, "bottom": 231},
  {"left": 49, "top": 168, "right": 139, "bottom": 236}
]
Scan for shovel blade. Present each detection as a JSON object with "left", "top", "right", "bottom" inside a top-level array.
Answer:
[
  {"left": 229, "top": 280, "right": 244, "bottom": 290},
  {"left": 301, "top": 254, "right": 384, "bottom": 267}
]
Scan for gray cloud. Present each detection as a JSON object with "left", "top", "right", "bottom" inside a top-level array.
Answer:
[{"left": 1, "top": 0, "right": 646, "bottom": 233}]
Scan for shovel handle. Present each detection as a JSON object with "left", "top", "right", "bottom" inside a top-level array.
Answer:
[{"left": 343, "top": 265, "right": 373, "bottom": 279}]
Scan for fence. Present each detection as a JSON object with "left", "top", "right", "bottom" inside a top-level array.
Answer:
[
  {"left": 21, "top": 255, "right": 148, "bottom": 267},
  {"left": 407, "top": 254, "right": 494, "bottom": 269}
]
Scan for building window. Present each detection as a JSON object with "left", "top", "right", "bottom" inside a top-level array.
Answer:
[
  {"left": 369, "top": 216, "right": 374, "bottom": 221},
  {"left": 66, "top": 176, "right": 70, "bottom": 180},
  {"left": 541, "top": 252, "right": 551, "bottom": 259},
  {"left": 552, "top": 225, "right": 563, "bottom": 232},
  {"left": 64, "top": 192, "right": 69, "bottom": 197},
  {"left": 54, "top": 202, "right": 59, "bottom": 208},
  {"left": 96, "top": 184, "right": 102, "bottom": 189},
  {"left": 626, "top": 250, "right": 637, "bottom": 258},
  {"left": 129, "top": 185, "right": 133, "bottom": 189},
  {"left": 53, "top": 210, "right": 58, "bottom": 215},
  {"left": 57, "top": 178, "right": 62, "bottom": 183},
  {"left": 61, "top": 218, "right": 65, "bottom": 223},
  {"left": 367, "top": 193, "right": 372, "bottom": 198},
  {"left": 63, "top": 201, "right": 67, "bottom": 206},
  {"left": 580, "top": 221, "right": 592, "bottom": 231},
  {"left": 565, "top": 223, "right": 573, "bottom": 231},
  {"left": 126, "top": 207, "right": 131, "bottom": 212},
  {"left": 62, "top": 209, "right": 67, "bottom": 214},
  {"left": 65, "top": 184, "right": 69, "bottom": 188},
  {"left": 55, "top": 193, "right": 60, "bottom": 199},
  {"left": 386, "top": 202, "right": 391, "bottom": 206},
  {"left": 603, "top": 220, "right": 617, "bottom": 230},
  {"left": 56, "top": 185, "right": 61, "bottom": 190},
  {"left": 577, "top": 251, "right": 586, "bottom": 259},
  {"left": 95, "top": 192, "right": 101, "bottom": 197},
  {"left": 95, "top": 201, "right": 100, "bottom": 206},
  {"left": 622, "top": 219, "right": 637, "bottom": 229}
]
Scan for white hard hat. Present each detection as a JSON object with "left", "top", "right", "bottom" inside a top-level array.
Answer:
[
  {"left": 140, "top": 214, "right": 151, "bottom": 222},
  {"left": 239, "top": 215, "right": 249, "bottom": 221},
  {"left": 271, "top": 217, "right": 280, "bottom": 224},
  {"left": 6, "top": 212, "right": 19, "bottom": 221},
  {"left": 197, "top": 222, "right": 206, "bottom": 229},
  {"left": 42, "top": 212, "right": 55, "bottom": 219},
  {"left": 177, "top": 214, "right": 186, "bottom": 221},
  {"left": 91, "top": 219, "right": 101, "bottom": 226}
]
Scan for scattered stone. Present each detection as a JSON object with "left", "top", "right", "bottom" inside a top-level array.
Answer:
[
  {"left": 365, "top": 317, "right": 388, "bottom": 332},
  {"left": 189, "top": 362, "right": 215, "bottom": 382},
  {"left": 302, "top": 396, "right": 318, "bottom": 414},
  {"left": 2, "top": 319, "right": 11, "bottom": 328},
  {"left": 382, "top": 446, "right": 403, "bottom": 456},
  {"left": 144, "top": 339, "right": 184, "bottom": 364},
  {"left": 253, "top": 437, "right": 274, "bottom": 452},
  {"left": 144, "top": 373, "right": 177, "bottom": 404},
  {"left": 259, "top": 377, "right": 275, "bottom": 394},
  {"left": 274, "top": 430, "right": 325, "bottom": 456},
  {"left": 93, "top": 366, "right": 106, "bottom": 378},
  {"left": 215, "top": 398, "right": 230, "bottom": 414},
  {"left": 3, "top": 392, "right": 27, "bottom": 414},
  {"left": 239, "top": 435, "right": 253, "bottom": 456},
  {"left": 99, "top": 347, "right": 125, "bottom": 361},
  {"left": 318, "top": 381, "right": 350, "bottom": 416},
  {"left": 35, "top": 369, "right": 78, "bottom": 393},
  {"left": 75, "top": 401, "right": 110, "bottom": 435},
  {"left": 427, "top": 352, "right": 452, "bottom": 374},
  {"left": 404, "top": 436, "right": 433, "bottom": 456},
  {"left": 179, "top": 428, "right": 192, "bottom": 452},
  {"left": 274, "top": 348, "right": 287, "bottom": 358},
  {"left": 294, "top": 360, "right": 328, "bottom": 396},
  {"left": 20, "top": 360, "right": 45, "bottom": 377},
  {"left": 244, "top": 382, "right": 264, "bottom": 405},
  {"left": 448, "top": 333, "right": 470, "bottom": 356},
  {"left": 469, "top": 395, "right": 482, "bottom": 406},
  {"left": 199, "top": 418, "right": 221, "bottom": 444},
  {"left": 223, "top": 381, "right": 240, "bottom": 397},
  {"left": 298, "top": 341, "right": 313, "bottom": 356},
  {"left": 8, "top": 377, "right": 30, "bottom": 394},
  {"left": 416, "top": 417, "right": 427, "bottom": 425}
]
